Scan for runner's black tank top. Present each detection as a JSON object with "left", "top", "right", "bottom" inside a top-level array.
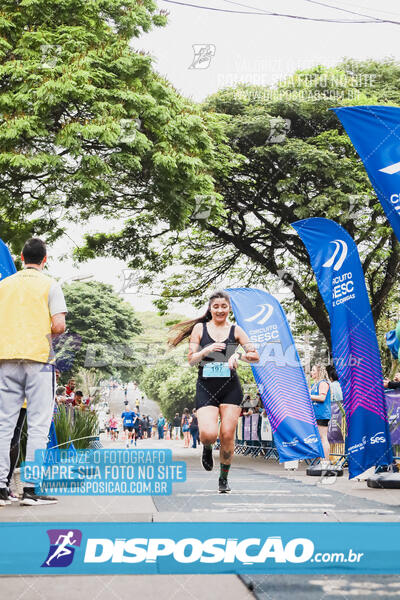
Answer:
[{"left": 198, "top": 322, "right": 238, "bottom": 376}]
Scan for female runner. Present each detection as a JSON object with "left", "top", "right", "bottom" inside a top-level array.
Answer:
[{"left": 169, "top": 291, "right": 259, "bottom": 492}]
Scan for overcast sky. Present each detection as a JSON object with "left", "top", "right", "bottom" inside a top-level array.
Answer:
[
  {"left": 48, "top": 0, "right": 400, "bottom": 315},
  {"left": 138, "top": 0, "right": 400, "bottom": 101}
]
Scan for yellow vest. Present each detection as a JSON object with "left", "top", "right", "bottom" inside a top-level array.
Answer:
[{"left": 0, "top": 269, "right": 54, "bottom": 363}]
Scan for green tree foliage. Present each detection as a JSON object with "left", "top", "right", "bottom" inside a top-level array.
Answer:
[
  {"left": 158, "top": 368, "right": 197, "bottom": 422},
  {"left": 142, "top": 59, "right": 400, "bottom": 346},
  {"left": 0, "top": 0, "right": 232, "bottom": 254},
  {"left": 140, "top": 362, "right": 197, "bottom": 422},
  {"left": 60, "top": 280, "right": 142, "bottom": 380},
  {"left": 139, "top": 361, "right": 173, "bottom": 406}
]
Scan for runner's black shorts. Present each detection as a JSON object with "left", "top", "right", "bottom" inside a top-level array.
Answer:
[
  {"left": 125, "top": 426, "right": 134, "bottom": 432},
  {"left": 196, "top": 371, "right": 243, "bottom": 409},
  {"left": 316, "top": 418, "right": 330, "bottom": 426}
]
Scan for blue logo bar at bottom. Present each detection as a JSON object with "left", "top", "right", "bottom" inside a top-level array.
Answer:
[{"left": 0, "top": 522, "right": 398, "bottom": 574}]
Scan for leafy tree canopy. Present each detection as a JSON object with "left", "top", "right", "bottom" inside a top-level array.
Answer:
[
  {"left": 85, "top": 58, "right": 400, "bottom": 346},
  {"left": 0, "top": 0, "right": 232, "bottom": 255},
  {"left": 59, "top": 280, "right": 142, "bottom": 380}
]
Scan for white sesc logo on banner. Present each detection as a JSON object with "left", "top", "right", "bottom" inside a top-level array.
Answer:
[
  {"left": 322, "top": 240, "right": 348, "bottom": 272},
  {"left": 303, "top": 434, "right": 318, "bottom": 444},
  {"left": 379, "top": 161, "right": 400, "bottom": 175},
  {"left": 370, "top": 432, "right": 386, "bottom": 444},
  {"left": 245, "top": 303, "right": 274, "bottom": 326}
]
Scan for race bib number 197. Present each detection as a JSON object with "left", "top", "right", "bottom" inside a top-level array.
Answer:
[{"left": 203, "top": 362, "right": 231, "bottom": 378}]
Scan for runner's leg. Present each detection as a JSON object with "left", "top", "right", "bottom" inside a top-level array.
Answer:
[
  {"left": 219, "top": 404, "right": 241, "bottom": 465},
  {"left": 218, "top": 404, "right": 241, "bottom": 491},
  {"left": 197, "top": 406, "right": 219, "bottom": 471},
  {"left": 197, "top": 406, "right": 219, "bottom": 445}
]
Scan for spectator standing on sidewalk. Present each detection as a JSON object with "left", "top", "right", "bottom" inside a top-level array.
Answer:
[
  {"left": 65, "top": 379, "right": 76, "bottom": 403},
  {"left": 327, "top": 365, "right": 343, "bottom": 404},
  {"left": 0, "top": 238, "right": 67, "bottom": 506},
  {"left": 189, "top": 409, "right": 199, "bottom": 448},
  {"left": 181, "top": 408, "right": 191, "bottom": 448},
  {"left": 142, "top": 415, "right": 149, "bottom": 439},
  {"left": 310, "top": 363, "right": 331, "bottom": 465},
  {"left": 147, "top": 415, "right": 153, "bottom": 438},
  {"left": 173, "top": 413, "right": 181, "bottom": 440},
  {"left": 157, "top": 414, "right": 165, "bottom": 439},
  {"left": 73, "top": 390, "right": 84, "bottom": 408}
]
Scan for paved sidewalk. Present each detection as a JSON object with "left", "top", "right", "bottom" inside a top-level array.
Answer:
[{"left": 1, "top": 574, "right": 253, "bottom": 600}]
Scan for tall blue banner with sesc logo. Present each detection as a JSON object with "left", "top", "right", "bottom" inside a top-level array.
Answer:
[
  {"left": 292, "top": 218, "right": 392, "bottom": 478},
  {"left": 333, "top": 105, "right": 400, "bottom": 242},
  {"left": 226, "top": 288, "right": 323, "bottom": 462}
]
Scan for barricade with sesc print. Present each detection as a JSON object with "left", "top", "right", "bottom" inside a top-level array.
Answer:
[
  {"left": 235, "top": 413, "right": 279, "bottom": 459},
  {"left": 233, "top": 392, "right": 400, "bottom": 471}
]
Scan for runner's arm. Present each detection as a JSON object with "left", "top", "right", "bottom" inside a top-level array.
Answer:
[
  {"left": 234, "top": 326, "right": 259, "bottom": 363},
  {"left": 187, "top": 323, "right": 225, "bottom": 365}
]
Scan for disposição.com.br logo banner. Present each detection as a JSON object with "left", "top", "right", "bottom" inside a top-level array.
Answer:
[{"left": 0, "top": 522, "right": 398, "bottom": 575}]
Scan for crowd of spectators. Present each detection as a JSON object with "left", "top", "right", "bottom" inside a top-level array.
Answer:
[
  {"left": 240, "top": 392, "right": 265, "bottom": 417},
  {"left": 55, "top": 378, "right": 93, "bottom": 410}
]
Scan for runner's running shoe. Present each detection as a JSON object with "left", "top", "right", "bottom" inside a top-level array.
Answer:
[
  {"left": 218, "top": 478, "right": 231, "bottom": 493},
  {"left": 20, "top": 488, "right": 58, "bottom": 506},
  {"left": 201, "top": 445, "right": 213, "bottom": 471}
]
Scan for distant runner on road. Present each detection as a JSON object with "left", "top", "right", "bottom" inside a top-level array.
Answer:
[
  {"left": 169, "top": 290, "right": 259, "bottom": 493},
  {"left": 121, "top": 407, "right": 138, "bottom": 447}
]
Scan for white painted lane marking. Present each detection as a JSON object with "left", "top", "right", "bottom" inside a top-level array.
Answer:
[
  {"left": 192, "top": 507, "right": 395, "bottom": 513},
  {"left": 175, "top": 491, "right": 333, "bottom": 497}
]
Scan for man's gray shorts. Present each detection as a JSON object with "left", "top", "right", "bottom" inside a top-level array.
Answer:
[{"left": 0, "top": 360, "right": 55, "bottom": 488}]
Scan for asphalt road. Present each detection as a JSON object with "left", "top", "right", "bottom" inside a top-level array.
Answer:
[
  {"left": 2, "top": 386, "right": 400, "bottom": 599},
  {"left": 240, "top": 574, "right": 400, "bottom": 599}
]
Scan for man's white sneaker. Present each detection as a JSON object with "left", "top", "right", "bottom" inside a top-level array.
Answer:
[{"left": 20, "top": 488, "right": 58, "bottom": 506}]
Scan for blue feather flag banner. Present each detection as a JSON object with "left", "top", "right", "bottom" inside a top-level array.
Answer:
[
  {"left": 333, "top": 105, "right": 400, "bottom": 242},
  {"left": 292, "top": 217, "right": 393, "bottom": 478},
  {"left": 227, "top": 288, "right": 323, "bottom": 462},
  {"left": 0, "top": 238, "right": 16, "bottom": 279}
]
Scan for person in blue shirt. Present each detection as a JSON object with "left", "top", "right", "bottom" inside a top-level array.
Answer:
[
  {"left": 121, "top": 408, "right": 138, "bottom": 448},
  {"left": 310, "top": 364, "right": 331, "bottom": 464},
  {"left": 157, "top": 414, "right": 166, "bottom": 439}
]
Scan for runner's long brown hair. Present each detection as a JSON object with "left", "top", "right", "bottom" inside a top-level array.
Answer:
[{"left": 168, "top": 290, "right": 231, "bottom": 347}]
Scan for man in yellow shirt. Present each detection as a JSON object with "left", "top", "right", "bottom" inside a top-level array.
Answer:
[{"left": 0, "top": 238, "right": 67, "bottom": 506}]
